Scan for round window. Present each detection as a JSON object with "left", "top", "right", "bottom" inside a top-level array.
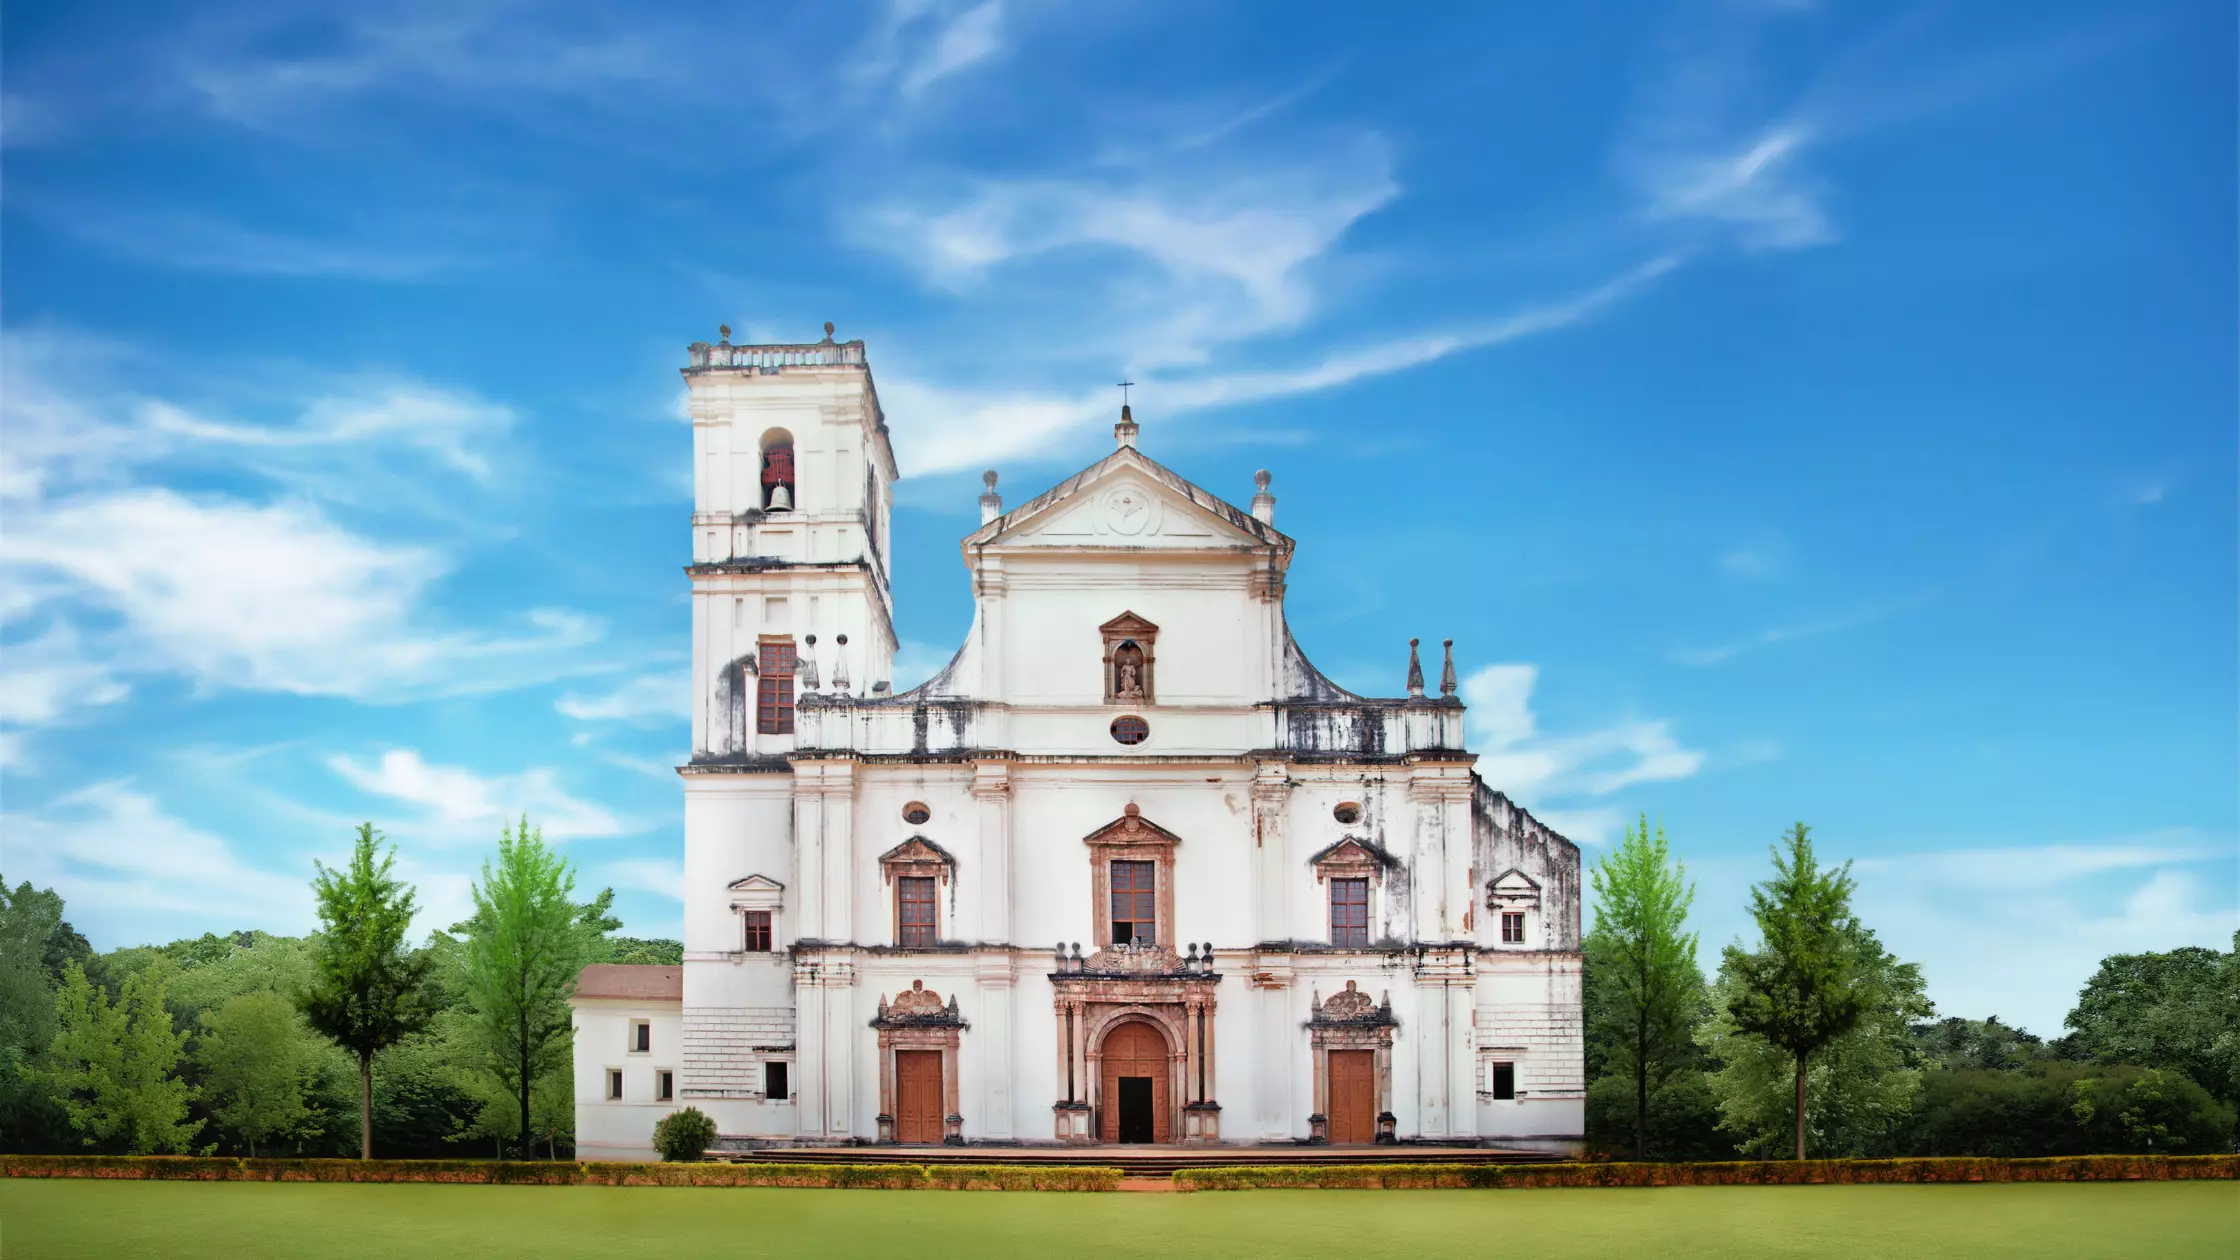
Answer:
[
  {"left": 1110, "top": 715, "right": 1150, "bottom": 746},
  {"left": 902, "top": 802, "right": 931, "bottom": 825},
  {"left": 1333, "top": 801, "right": 1363, "bottom": 824}
]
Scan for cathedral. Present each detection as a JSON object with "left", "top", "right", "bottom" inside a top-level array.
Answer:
[{"left": 569, "top": 327, "right": 1584, "bottom": 1158}]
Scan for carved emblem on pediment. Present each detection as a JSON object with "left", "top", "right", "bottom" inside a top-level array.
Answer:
[
  {"left": 1312, "top": 979, "right": 1396, "bottom": 1027},
  {"left": 1083, "top": 942, "right": 1182, "bottom": 975},
  {"left": 875, "top": 979, "right": 965, "bottom": 1028},
  {"left": 1100, "top": 483, "right": 1162, "bottom": 537},
  {"left": 1082, "top": 802, "right": 1183, "bottom": 849}
]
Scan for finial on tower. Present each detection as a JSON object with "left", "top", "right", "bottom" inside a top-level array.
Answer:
[
  {"left": 799, "top": 633, "right": 821, "bottom": 692},
  {"left": 1115, "top": 401, "right": 1139, "bottom": 450},
  {"left": 979, "top": 469, "right": 1003, "bottom": 524},
  {"left": 1440, "top": 639, "right": 1457, "bottom": 697},
  {"left": 833, "top": 633, "right": 851, "bottom": 695},
  {"left": 822, "top": 321, "right": 836, "bottom": 342},
  {"left": 1406, "top": 638, "right": 1424, "bottom": 698},
  {"left": 718, "top": 324, "right": 731, "bottom": 344}
]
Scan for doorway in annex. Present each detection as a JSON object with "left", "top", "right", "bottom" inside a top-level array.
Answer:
[
  {"left": 1098, "top": 1020, "right": 1171, "bottom": 1144},
  {"left": 1328, "top": 1049, "right": 1375, "bottom": 1143}
]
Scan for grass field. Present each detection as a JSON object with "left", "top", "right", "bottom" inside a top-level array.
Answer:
[{"left": 1, "top": 1179, "right": 2232, "bottom": 1259}]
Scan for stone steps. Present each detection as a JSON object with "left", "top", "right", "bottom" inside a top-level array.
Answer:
[{"left": 722, "top": 1144, "right": 1568, "bottom": 1174}]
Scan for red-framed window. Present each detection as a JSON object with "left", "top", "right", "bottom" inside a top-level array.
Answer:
[
  {"left": 1330, "top": 877, "right": 1369, "bottom": 946},
  {"left": 1111, "top": 860, "right": 1157, "bottom": 945},
  {"left": 757, "top": 641, "right": 798, "bottom": 734},
  {"left": 742, "top": 910, "right": 772, "bottom": 952},
  {"left": 897, "top": 877, "right": 938, "bottom": 947}
]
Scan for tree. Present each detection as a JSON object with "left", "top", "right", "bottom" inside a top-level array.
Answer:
[
  {"left": 303, "top": 823, "right": 432, "bottom": 1159},
  {"left": 37, "top": 963, "right": 201, "bottom": 1153},
  {"left": 2062, "top": 932, "right": 2239, "bottom": 1113},
  {"left": 0, "top": 877, "right": 87, "bottom": 1150},
  {"left": 1719, "top": 823, "right": 1877, "bottom": 1160},
  {"left": 457, "top": 816, "right": 597, "bottom": 1157},
  {"left": 198, "top": 992, "right": 319, "bottom": 1157},
  {"left": 653, "top": 1107, "right": 717, "bottom": 1161},
  {"left": 1584, "top": 814, "right": 1704, "bottom": 1159},
  {"left": 1702, "top": 923, "right": 1931, "bottom": 1158}
]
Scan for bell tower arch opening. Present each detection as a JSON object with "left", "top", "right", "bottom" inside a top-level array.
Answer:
[{"left": 759, "top": 427, "right": 796, "bottom": 511}]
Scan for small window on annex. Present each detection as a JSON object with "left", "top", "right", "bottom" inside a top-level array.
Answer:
[
  {"left": 1110, "top": 859, "right": 1158, "bottom": 945},
  {"left": 1501, "top": 911, "right": 1526, "bottom": 945},
  {"left": 765, "top": 1061, "right": 789, "bottom": 1101},
  {"left": 742, "top": 910, "right": 773, "bottom": 952},
  {"left": 606, "top": 1069, "right": 623, "bottom": 1101},
  {"left": 1490, "top": 1061, "right": 1517, "bottom": 1101},
  {"left": 897, "top": 876, "right": 938, "bottom": 948},
  {"left": 1329, "top": 877, "right": 1370, "bottom": 946},
  {"left": 656, "top": 1070, "right": 674, "bottom": 1102},
  {"left": 630, "top": 1021, "right": 651, "bottom": 1053}
]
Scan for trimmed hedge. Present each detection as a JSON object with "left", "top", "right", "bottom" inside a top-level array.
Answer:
[
  {"left": 0, "top": 1156, "right": 1117, "bottom": 1192},
  {"left": 1172, "top": 1154, "right": 2240, "bottom": 1192}
]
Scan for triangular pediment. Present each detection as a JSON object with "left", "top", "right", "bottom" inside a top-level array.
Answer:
[
  {"left": 966, "top": 446, "right": 1291, "bottom": 555},
  {"left": 1081, "top": 803, "right": 1184, "bottom": 848},
  {"left": 1101, "top": 611, "right": 1159, "bottom": 638},
  {"left": 1490, "top": 868, "right": 1541, "bottom": 892},
  {"left": 1309, "top": 836, "right": 1393, "bottom": 868},
  {"left": 727, "top": 873, "right": 785, "bottom": 892},
  {"left": 878, "top": 835, "right": 956, "bottom": 867}
]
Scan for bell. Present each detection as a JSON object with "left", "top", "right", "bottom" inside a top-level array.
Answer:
[{"left": 767, "top": 483, "right": 793, "bottom": 511}]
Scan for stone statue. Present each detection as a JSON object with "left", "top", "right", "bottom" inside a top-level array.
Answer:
[{"left": 1117, "top": 660, "right": 1142, "bottom": 698}]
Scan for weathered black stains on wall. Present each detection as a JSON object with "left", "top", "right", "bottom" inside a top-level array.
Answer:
[
  {"left": 1470, "top": 778, "right": 1582, "bottom": 950},
  {"left": 719, "top": 653, "right": 756, "bottom": 754}
]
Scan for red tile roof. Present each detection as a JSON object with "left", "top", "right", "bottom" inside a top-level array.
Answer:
[{"left": 573, "top": 964, "right": 682, "bottom": 1002}]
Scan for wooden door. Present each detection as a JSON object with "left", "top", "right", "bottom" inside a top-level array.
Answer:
[
  {"left": 895, "top": 1050, "right": 943, "bottom": 1144},
  {"left": 1328, "top": 1050, "right": 1375, "bottom": 1144},
  {"left": 1098, "top": 1021, "right": 1171, "bottom": 1144}
]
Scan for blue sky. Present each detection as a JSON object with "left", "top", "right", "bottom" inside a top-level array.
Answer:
[{"left": 3, "top": 0, "right": 2232, "bottom": 1038}]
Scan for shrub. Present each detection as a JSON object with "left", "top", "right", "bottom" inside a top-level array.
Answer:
[
  {"left": 1587, "top": 1070, "right": 1737, "bottom": 1161},
  {"left": 651, "top": 1108, "right": 717, "bottom": 1162},
  {"left": 1170, "top": 1154, "right": 2240, "bottom": 1192},
  {"left": 0, "top": 1155, "right": 1121, "bottom": 1191}
]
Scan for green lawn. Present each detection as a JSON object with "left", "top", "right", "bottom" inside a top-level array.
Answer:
[{"left": 1, "top": 1180, "right": 2233, "bottom": 1259}]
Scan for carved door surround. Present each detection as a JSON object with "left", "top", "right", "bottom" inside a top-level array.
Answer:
[
  {"left": 1099, "top": 612, "right": 1159, "bottom": 705},
  {"left": 1050, "top": 943, "right": 1222, "bottom": 1145},
  {"left": 874, "top": 981, "right": 965, "bottom": 1145},
  {"left": 1085, "top": 804, "right": 1180, "bottom": 948},
  {"left": 1308, "top": 980, "right": 1397, "bottom": 1145}
]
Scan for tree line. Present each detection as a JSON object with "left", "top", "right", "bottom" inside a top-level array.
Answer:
[
  {"left": 1583, "top": 819, "right": 2239, "bottom": 1160},
  {"left": 0, "top": 818, "right": 679, "bottom": 1159}
]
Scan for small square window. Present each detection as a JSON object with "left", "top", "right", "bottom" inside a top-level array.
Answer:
[
  {"left": 743, "top": 910, "right": 772, "bottom": 952},
  {"left": 630, "top": 1021, "right": 651, "bottom": 1053},
  {"left": 1501, "top": 912, "right": 1526, "bottom": 944},
  {"left": 765, "top": 1061, "right": 789, "bottom": 1100},
  {"left": 657, "top": 1070, "right": 674, "bottom": 1102},
  {"left": 1491, "top": 1062, "right": 1516, "bottom": 1100},
  {"left": 606, "top": 1069, "right": 623, "bottom": 1101}
]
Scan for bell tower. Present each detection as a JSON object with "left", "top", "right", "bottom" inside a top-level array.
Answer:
[{"left": 681, "top": 323, "right": 898, "bottom": 760}]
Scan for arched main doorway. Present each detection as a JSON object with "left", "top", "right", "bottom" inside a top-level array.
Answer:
[{"left": 1097, "top": 1020, "right": 1171, "bottom": 1144}]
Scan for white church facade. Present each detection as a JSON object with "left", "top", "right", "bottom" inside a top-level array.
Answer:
[{"left": 571, "top": 328, "right": 1584, "bottom": 1159}]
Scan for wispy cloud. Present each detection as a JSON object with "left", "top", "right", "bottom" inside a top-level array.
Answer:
[
  {"left": 326, "top": 748, "right": 633, "bottom": 843},
  {"left": 1462, "top": 663, "right": 1705, "bottom": 827},
  {"left": 1669, "top": 593, "right": 1928, "bottom": 667},
  {"left": 556, "top": 671, "right": 689, "bottom": 724},
  {"left": 848, "top": 0, "right": 1011, "bottom": 103},
  {"left": 1718, "top": 539, "right": 1788, "bottom": 581},
  {"left": 4, "top": 781, "right": 318, "bottom": 928}
]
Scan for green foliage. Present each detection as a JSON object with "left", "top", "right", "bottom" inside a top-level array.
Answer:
[
  {"left": 1906, "top": 1061, "right": 2236, "bottom": 1157},
  {"left": 197, "top": 993, "right": 319, "bottom": 1158},
  {"left": 364, "top": 1030, "right": 484, "bottom": 1159},
  {"left": 1587, "top": 1069, "right": 1737, "bottom": 1162},
  {"left": 0, "top": 877, "right": 85, "bottom": 1151},
  {"left": 1584, "top": 814, "right": 1705, "bottom": 1158},
  {"left": 302, "top": 824, "right": 432, "bottom": 1159},
  {"left": 2062, "top": 932, "right": 2239, "bottom": 1112},
  {"left": 652, "top": 1106, "right": 718, "bottom": 1161},
  {"left": 35, "top": 964, "right": 201, "bottom": 1153},
  {"left": 1718, "top": 823, "right": 1881, "bottom": 1160},
  {"left": 1913, "top": 1016, "right": 2049, "bottom": 1073},
  {"left": 605, "top": 938, "right": 685, "bottom": 966},
  {"left": 456, "top": 816, "right": 598, "bottom": 1156}
]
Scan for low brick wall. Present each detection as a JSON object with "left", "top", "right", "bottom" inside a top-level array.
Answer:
[
  {"left": 0, "top": 1155, "right": 1118, "bottom": 1192},
  {"left": 1171, "top": 1154, "right": 2240, "bottom": 1192}
]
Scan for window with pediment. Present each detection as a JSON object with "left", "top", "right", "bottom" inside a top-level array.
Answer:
[
  {"left": 880, "top": 837, "right": 956, "bottom": 950},
  {"left": 1083, "top": 804, "right": 1181, "bottom": 949},
  {"left": 1309, "top": 836, "right": 1391, "bottom": 947}
]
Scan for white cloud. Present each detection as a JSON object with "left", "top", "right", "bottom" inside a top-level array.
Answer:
[
  {"left": 1635, "top": 124, "right": 1834, "bottom": 251},
  {"left": 0, "top": 622, "right": 130, "bottom": 725},
  {"left": 1849, "top": 843, "right": 2239, "bottom": 1037},
  {"left": 141, "top": 385, "right": 510, "bottom": 481},
  {"left": 4, "top": 780, "right": 317, "bottom": 929},
  {"left": 849, "top": 1, "right": 1011, "bottom": 103},
  {"left": 326, "top": 747, "right": 631, "bottom": 842},
  {"left": 556, "top": 671, "right": 689, "bottom": 724},
  {"left": 595, "top": 858, "right": 685, "bottom": 902},
  {"left": 1670, "top": 593, "right": 1927, "bottom": 667},
  {"left": 885, "top": 256, "right": 1680, "bottom": 475},
  {"left": 1462, "top": 663, "right": 1705, "bottom": 818},
  {"left": 1719, "top": 540, "right": 1786, "bottom": 580}
]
